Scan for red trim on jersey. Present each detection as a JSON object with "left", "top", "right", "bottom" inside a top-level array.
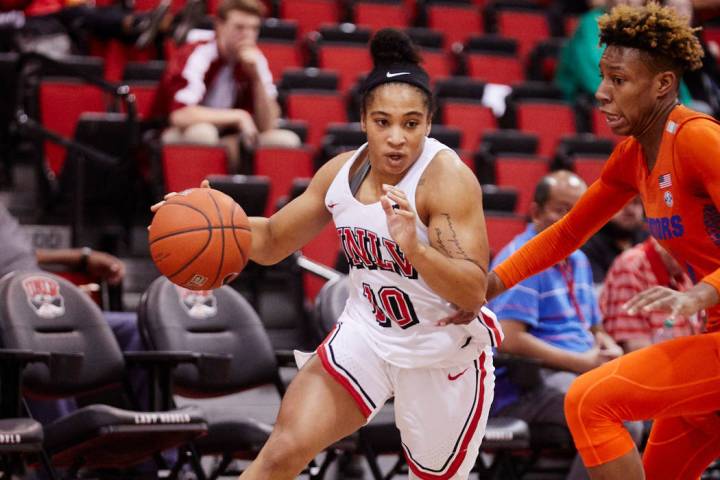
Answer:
[
  {"left": 317, "top": 330, "right": 372, "bottom": 419},
  {"left": 480, "top": 310, "right": 504, "bottom": 347},
  {"left": 403, "top": 352, "right": 488, "bottom": 479}
]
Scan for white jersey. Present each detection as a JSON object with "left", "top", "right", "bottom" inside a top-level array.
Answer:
[{"left": 325, "top": 137, "right": 503, "bottom": 369}]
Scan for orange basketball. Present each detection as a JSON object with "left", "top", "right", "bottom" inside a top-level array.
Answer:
[{"left": 149, "top": 188, "right": 251, "bottom": 290}]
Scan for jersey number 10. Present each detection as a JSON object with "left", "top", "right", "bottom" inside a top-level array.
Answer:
[{"left": 362, "top": 283, "right": 420, "bottom": 329}]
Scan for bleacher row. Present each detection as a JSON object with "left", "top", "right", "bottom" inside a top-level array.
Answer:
[{"left": 4, "top": 0, "right": 720, "bottom": 288}]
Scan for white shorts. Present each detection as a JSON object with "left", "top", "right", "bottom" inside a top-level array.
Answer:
[{"left": 295, "top": 320, "right": 495, "bottom": 479}]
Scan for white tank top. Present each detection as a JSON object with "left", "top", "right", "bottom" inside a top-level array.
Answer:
[{"left": 325, "top": 137, "right": 502, "bottom": 368}]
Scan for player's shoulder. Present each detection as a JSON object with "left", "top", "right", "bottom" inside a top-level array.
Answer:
[
  {"left": 424, "top": 148, "right": 476, "bottom": 185},
  {"left": 311, "top": 150, "right": 356, "bottom": 187}
]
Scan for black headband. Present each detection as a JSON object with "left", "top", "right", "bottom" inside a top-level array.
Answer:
[{"left": 361, "top": 62, "right": 431, "bottom": 97}]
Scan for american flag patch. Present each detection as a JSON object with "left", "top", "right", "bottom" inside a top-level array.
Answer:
[{"left": 658, "top": 173, "right": 672, "bottom": 189}]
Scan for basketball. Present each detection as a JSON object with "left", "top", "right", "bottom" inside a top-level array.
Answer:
[{"left": 149, "top": 188, "right": 252, "bottom": 290}]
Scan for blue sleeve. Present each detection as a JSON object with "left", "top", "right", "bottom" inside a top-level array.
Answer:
[{"left": 489, "top": 275, "right": 541, "bottom": 328}]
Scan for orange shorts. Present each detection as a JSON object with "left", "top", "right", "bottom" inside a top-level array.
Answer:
[{"left": 565, "top": 332, "right": 720, "bottom": 478}]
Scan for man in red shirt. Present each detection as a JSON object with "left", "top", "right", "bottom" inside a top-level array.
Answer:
[
  {"left": 601, "top": 237, "right": 700, "bottom": 352},
  {"left": 156, "top": 0, "right": 299, "bottom": 172}
]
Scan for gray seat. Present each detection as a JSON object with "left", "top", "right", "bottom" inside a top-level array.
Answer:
[
  {"left": 0, "top": 271, "right": 207, "bottom": 477},
  {"left": 138, "top": 276, "right": 282, "bottom": 479}
]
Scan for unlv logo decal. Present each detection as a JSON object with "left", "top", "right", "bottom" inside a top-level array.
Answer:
[
  {"left": 22, "top": 277, "right": 65, "bottom": 319},
  {"left": 176, "top": 287, "right": 217, "bottom": 319}
]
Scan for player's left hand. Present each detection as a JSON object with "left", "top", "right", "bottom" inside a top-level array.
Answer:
[
  {"left": 436, "top": 309, "right": 476, "bottom": 326},
  {"left": 381, "top": 184, "right": 420, "bottom": 256},
  {"left": 624, "top": 286, "right": 702, "bottom": 318}
]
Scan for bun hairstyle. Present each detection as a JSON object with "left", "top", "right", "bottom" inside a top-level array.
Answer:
[
  {"left": 370, "top": 28, "right": 422, "bottom": 67},
  {"left": 361, "top": 28, "right": 433, "bottom": 115}
]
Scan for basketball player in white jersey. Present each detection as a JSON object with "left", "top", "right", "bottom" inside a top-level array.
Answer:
[{"left": 157, "top": 28, "right": 502, "bottom": 479}]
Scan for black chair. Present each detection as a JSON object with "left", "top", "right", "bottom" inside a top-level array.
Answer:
[
  {"left": 138, "top": 276, "right": 283, "bottom": 479},
  {"left": 311, "top": 274, "right": 531, "bottom": 480},
  {"left": 0, "top": 271, "right": 208, "bottom": 478},
  {"left": 207, "top": 174, "right": 270, "bottom": 218}
]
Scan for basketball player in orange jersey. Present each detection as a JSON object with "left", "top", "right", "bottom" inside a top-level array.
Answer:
[
  {"left": 442, "top": 3, "right": 720, "bottom": 479},
  {"left": 155, "top": 28, "right": 502, "bottom": 479}
]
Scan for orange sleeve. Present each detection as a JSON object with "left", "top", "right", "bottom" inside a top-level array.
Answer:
[
  {"left": 676, "top": 120, "right": 720, "bottom": 294},
  {"left": 494, "top": 142, "right": 638, "bottom": 289}
]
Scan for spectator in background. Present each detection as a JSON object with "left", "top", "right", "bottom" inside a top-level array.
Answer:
[
  {"left": 581, "top": 196, "right": 647, "bottom": 285},
  {"left": 489, "top": 171, "right": 640, "bottom": 480},
  {"left": 155, "top": 0, "right": 300, "bottom": 173},
  {"left": 555, "top": 0, "right": 694, "bottom": 106},
  {"left": 601, "top": 237, "right": 701, "bottom": 352},
  {"left": 10, "top": 0, "right": 176, "bottom": 57}
]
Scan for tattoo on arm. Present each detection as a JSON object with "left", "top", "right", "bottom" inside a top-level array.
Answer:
[{"left": 435, "top": 214, "right": 487, "bottom": 273}]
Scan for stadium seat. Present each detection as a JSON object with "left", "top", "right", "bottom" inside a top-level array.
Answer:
[
  {"left": 485, "top": 212, "right": 526, "bottom": 257},
  {"left": 253, "top": 145, "right": 314, "bottom": 215},
  {"left": 404, "top": 27, "right": 452, "bottom": 78},
  {"left": 426, "top": 2, "right": 483, "bottom": 47},
  {"left": 513, "top": 99, "right": 576, "bottom": 158},
  {"left": 279, "top": 0, "right": 340, "bottom": 35},
  {"left": 429, "top": 124, "right": 462, "bottom": 150},
  {"left": 464, "top": 35, "right": 523, "bottom": 85},
  {"left": 488, "top": 4, "right": 551, "bottom": 60},
  {"left": 207, "top": 174, "right": 271, "bottom": 217},
  {"left": 316, "top": 33, "right": 373, "bottom": 92},
  {"left": 552, "top": 133, "right": 613, "bottom": 176},
  {"left": 38, "top": 78, "right": 107, "bottom": 176},
  {"left": 482, "top": 184, "right": 518, "bottom": 213},
  {"left": 138, "top": 277, "right": 280, "bottom": 478},
  {"left": 285, "top": 90, "right": 347, "bottom": 147},
  {"left": 354, "top": 0, "right": 408, "bottom": 29},
  {"left": 526, "top": 38, "right": 564, "bottom": 83},
  {"left": 0, "top": 271, "right": 207, "bottom": 476},
  {"left": 161, "top": 143, "right": 229, "bottom": 193},
  {"left": 258, "top": 18, "right": 302, "bottom": 80},
  {"left": 493, "top": 154, "right": 549, "bottom": 214},
  {"left": 319, "top": 122, "right": 366, "bottom": 168},
  {"left": 436, "top": 78, "right": 495, "bottom": 151}
]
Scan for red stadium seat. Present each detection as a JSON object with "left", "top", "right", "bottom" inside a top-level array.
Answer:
[
  {"left": 443, "top": 101, "right": 496, "bottom": 151},
  {"left": 279, "top": 0, "right": 340, "bottom": 34},
  {"left": 421, "top": 48, "right": 453, "bottom": 79},
  {"left": 572, "top": 154, "right": 606, "bottom": 185},
  {"left": 515, "top": 100, "right": 576, "bottom": 158},
  {"left": 39, "top": 79, "right": 106, "bottom": 176},
  {"left": 258, "top": 40, "right": 302, "bottom": 81},
  {"left": 466, "top": 52, "right": 523, "bottom": 85},
  {"left": 302, "top": 222, "right": 341, "bottom": 300},
  {"left": 253, "top": 146, "right": 314, "bottom": 216},
  {"left": 161, "top": 144, "right": 228, "bottom": 193},
  {"left": 494, "top": 154, "right": 549, "bottom": 214},
  {"left": 495, "top": 8, "right": 550, "bottom": 59},
  {"left": 317, "top": 43, "right": 373, "bottom": 92},
  {"left": 285, "top": 91, "right": 347, "bottom": 147},
  {"left": 354, "top": 1, "right": 408, "bottom": 29},
  {"left": 427, "top": 4, "right": 483, "bottom": 48},
  {"left": 485, "top": 212, "right": 526, "bottom": 257},
  {"left": 125, "top": 81, "right": 159, "bottom": 120}
]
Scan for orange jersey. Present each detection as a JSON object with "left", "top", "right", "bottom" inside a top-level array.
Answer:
[{"left": 494, "top": 106, "right": 720, "bottom": 328}]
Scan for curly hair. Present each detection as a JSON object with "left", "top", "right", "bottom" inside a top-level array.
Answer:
[{"left": 598, "top": 2, "right": 704, "bottom": 72}]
